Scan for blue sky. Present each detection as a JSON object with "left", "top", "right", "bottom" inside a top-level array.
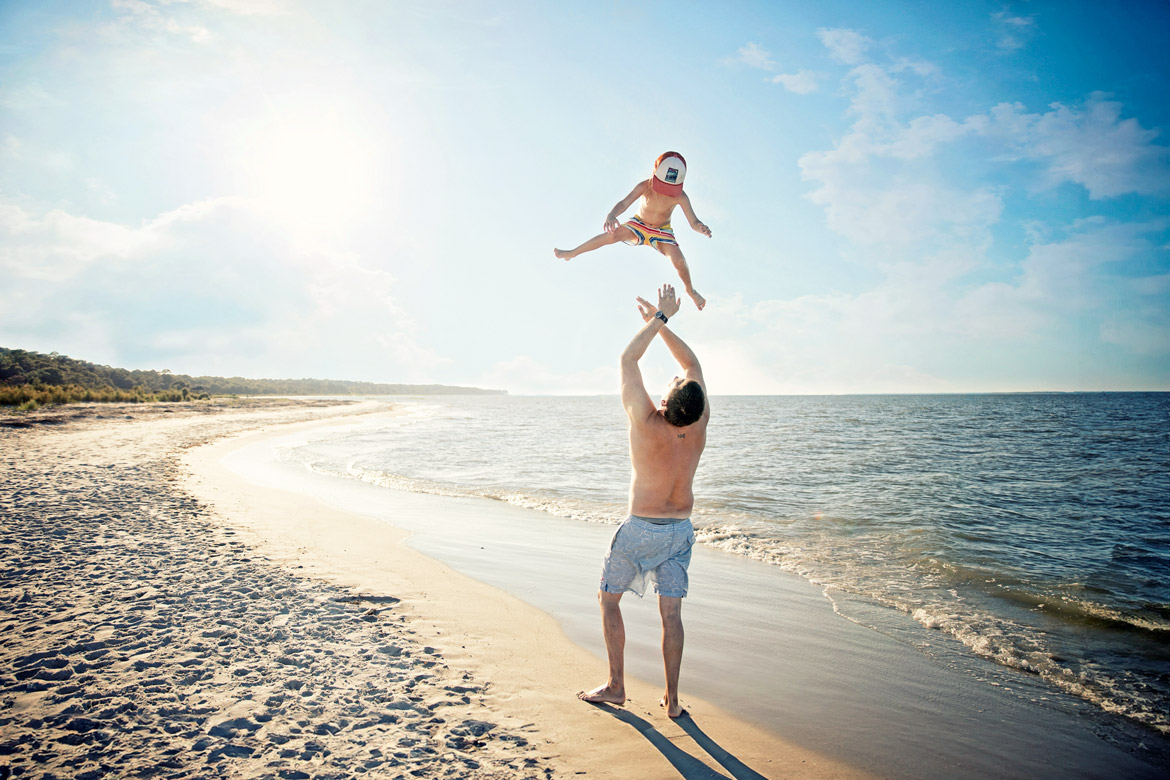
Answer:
[{"left": 1, "top": 0, "right": 1167, "bottom": 394}]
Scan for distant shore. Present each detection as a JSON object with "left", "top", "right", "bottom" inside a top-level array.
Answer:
[{"left": 0, "top": 344, "right": 506, "bottom": 408}]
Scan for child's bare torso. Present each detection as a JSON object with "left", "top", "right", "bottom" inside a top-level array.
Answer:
[{"left": 633, "top": 181, "right": 683, "bottom": 228}]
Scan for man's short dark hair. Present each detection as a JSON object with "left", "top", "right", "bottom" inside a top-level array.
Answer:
[{"left": 663, "top": 380, "right": 705, "bottom": 427}]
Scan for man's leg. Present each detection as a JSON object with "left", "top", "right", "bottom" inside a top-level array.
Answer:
[
  {"left": 577, "top": 590, "right": 627, "bottom": 705},
  {"left": 657, "top": 244, "right": 705, "bottom": 310},
  {"left": 658, "top": 595, "right": 685, "bottom": 718},
  {"left": 554, "top": 227, "right": 635, "bottom": 260}
]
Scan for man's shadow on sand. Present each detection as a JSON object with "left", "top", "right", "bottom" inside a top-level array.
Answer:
[{"left": 587, "top": 702, "right": 769, "bottom": 780}]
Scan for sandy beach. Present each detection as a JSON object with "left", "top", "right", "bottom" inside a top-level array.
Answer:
[
  {"left": 191, "top": 399, "right": 1166, "bottom": 780},
  {"left": 1, "top": 399, "right": 869, "bottom": 780}
]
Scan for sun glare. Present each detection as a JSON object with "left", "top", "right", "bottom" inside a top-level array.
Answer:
[{"left": 235, "top": 105, "right": 384, "bottom": 236}]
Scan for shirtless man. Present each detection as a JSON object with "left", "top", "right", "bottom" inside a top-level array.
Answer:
[
  {"left": 577, "top": 283, "right": 709, "bottom": 719},
  {"left": 554, "top": 152, "right": 711, "bottom": 311}
]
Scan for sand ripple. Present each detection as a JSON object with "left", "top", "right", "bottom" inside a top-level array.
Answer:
[{"left": 0, "top": 402, "right": 554, "bottom": 779}]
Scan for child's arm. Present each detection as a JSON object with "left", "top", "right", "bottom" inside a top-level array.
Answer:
[
  {"left": 679, "top": 192, "right": 712, "bottom": 237},
  {"left": 604, "top": 180, "right": 650, "bottom": 233}
]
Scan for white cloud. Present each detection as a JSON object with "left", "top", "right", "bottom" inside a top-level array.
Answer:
[
  {"left": 957, "top": 220, "right": 1166, "bottom": 345},
  {"left": 203, "top": 0, "right": 288, "bottom": 15},
  {"left": 788, "top": 26, "right": 1170, "bottom": 390},
  {"left": 994, "top": 11, "right": 1035, "bottom": 28},
  {"left": 812, "top": 33, "right": 943, "bottom": 132},
  {"left": 1, "top": 134, "right": 74, "bottom": 172},
  {"left": 1099, "top": 304, "right": 1165, "bottom": 355},
  {"left": 800, "top": 39, "right": 1167, "bottom": 259},
  {"left": 688, "top": 294, "right": 958, "bottom": 395},
  {"left": 84, "top": 177, "right": 119, "bottom": 205},
  {"left": 992, "top": 10, "right": 1036, "bottom": 52},
  {"left": 888, "top": 114, "right": 970, "bottom": 157},
  {"left": 686, "top": 218, "right": 1169, "bottom": 393},
  {"left": 846, "top": 63, "right": 902, "bottom": 125},
  {"left": 726, "top": 43, "right": 821, "bottom": 94},
  {"left": 890, "top": 57, "right": 940, "bottom": 79},
  {"left": 730, "top": 42, "right": 776, "bottom": 71},
  {"left": 103, "top": 0, "right": 290, "bottom": 44},
  {"left": 0, "top": 84, "right": 66, "bottom": 112},
  {"left": 1100, "top": 317, "right": 1170, "bottom": 356},
  {"left": 818, "top": 28, "right": 872, "bottom": 65},
  {"left": 0, "top": 201, "right": 167, "bottom": 280},
  {"left": 987, "top": 94, "right": 1170, "bottom": 198},
  {"left": 801, "top": 170, "right": 1002, "bottom": 247},
  {"left": 0, "top": 197, "right": 445, "bottom": 382},
  {"left": 996, "top": 34, "right": 1025, "bottom": 52},
  {"left": 771, "top": 70, "right": 821, "bottom": 95},
  {"left": 1, "top": 135, "right": 21, "bottom": 160},
  {"left": 799, "top": 87, "right": 1002, "bottom": 248},
  {"left": 110, "top": 0, "right": 211, "bottom": 42}
]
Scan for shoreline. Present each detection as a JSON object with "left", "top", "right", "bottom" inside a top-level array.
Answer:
[
  {"left": 182, "top": 401, "right": 870, "bottom": 778},
  {"left": 198, "top": 400, "right": 1166, "bottom": 779}
]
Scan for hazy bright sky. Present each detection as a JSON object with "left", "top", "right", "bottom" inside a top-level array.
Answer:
[{"left": 2, "top": 0, "right": 1168, "bottom": 394}]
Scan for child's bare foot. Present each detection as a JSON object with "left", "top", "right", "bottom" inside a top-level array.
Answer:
[
  {"left": 577, "top": 683, "right": 625, "bottom": 706},
  {"left": 688, "top": 289, "right": 706, "bottom": 311},
  {"left": 554, "top": 248, "right": 575, "bottom": 261},
  {"left": 660, "top": 694, "right": 687, "bottom": 719}
]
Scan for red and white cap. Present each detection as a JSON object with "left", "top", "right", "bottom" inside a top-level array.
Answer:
[{"left": 651, "top": 152, "right": 686, "bottom": 196}]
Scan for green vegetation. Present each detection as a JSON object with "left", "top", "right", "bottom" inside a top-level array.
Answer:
[
  {"left": 0, "top": 383, "right": 204, "bottom": 408},
  {"left": 0, "top": 347, "right": 504, "bottom": 408}
]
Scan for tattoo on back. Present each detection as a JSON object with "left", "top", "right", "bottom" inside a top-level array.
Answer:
[{"left": 678, "top": 433, "right": 686, "bottom": 439}]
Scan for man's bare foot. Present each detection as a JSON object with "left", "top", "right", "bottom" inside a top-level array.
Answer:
[
  {"left": 660, "top": 694, "right": 687, "bottom": 719},
  {"left": 554, "top": 248, "right": 574, "bottom": 261},
  {"left": 577, "top": 683, "right": 625, "bottom": 706},
  {"left": 688, "top": 289, "right": 706, "bottom": 311}
]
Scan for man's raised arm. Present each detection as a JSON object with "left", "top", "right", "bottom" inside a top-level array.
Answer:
[
  {"left": 634, "top": 296, "right": 704, "bottom": 387},
  {"left": 621, "top": 285, "right": 682, "bottom": 421}
]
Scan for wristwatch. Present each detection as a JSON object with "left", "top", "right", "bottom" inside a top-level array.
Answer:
[{"left": 655, "top": 311, "right": 668, "bottom": 325}]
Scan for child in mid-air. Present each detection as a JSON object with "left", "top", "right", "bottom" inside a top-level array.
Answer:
[{"left": 554, "top": 151, "right": 711, "bottom": 311}]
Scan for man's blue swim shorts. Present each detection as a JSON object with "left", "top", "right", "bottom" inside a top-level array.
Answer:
[{"left": 599, "top": 515, "right": 695, "bottom": 598}]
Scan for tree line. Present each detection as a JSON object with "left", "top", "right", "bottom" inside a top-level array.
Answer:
[{"left": 0, "top": 347, "right": 504, "bottom": 408}]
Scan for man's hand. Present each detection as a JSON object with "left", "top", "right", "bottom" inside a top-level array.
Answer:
[
  {"left": 658, "top": 285, "right": 681, "bottom": 318},
  {"left": 604, "top": 213, "right": 621, "bottom": 233},
  {"left": 636, "top": 285, "right": 681, "bottom": 323},
  {"left": 693, "top": 221, "right": 712, "bottom": 238}
]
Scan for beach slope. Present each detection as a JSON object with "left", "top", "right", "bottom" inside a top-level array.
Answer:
[{"left": 0, "top": 400, "right": 868, "bottom": 779}]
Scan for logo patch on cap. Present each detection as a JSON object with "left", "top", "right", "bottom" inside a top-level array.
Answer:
[{"left": 652, "top": 154, "right": 686, "bottom": 195}]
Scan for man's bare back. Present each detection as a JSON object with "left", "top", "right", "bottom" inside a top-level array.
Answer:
[{"left": 627, "top": 374, "right": 708, "bottom": 518}]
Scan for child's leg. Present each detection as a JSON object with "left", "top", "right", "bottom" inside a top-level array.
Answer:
[
  {"left": 554, "top": 227, "right": 635, "bottom": 261},
  {"left": 657, "top": 243, "right": 706, "bottom": 311}
]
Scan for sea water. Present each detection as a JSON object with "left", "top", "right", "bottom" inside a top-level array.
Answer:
[{"left": 279, "top": 393, "right": 1170, "bottom": 741}]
